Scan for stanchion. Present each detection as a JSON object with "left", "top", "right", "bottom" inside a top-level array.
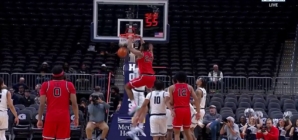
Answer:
[{"left": 107, "top": 47, "right": 150, "bottom": 139}]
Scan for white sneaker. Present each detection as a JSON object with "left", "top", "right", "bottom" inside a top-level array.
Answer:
[
  {"left": 127, "top": 131, "right": 139, "bottom": 140},
  {"left": 198, "top": 122, "right": 205, "bottom": 128},
  {"left": 128, "top": 105, "right": 139, "bottom": 116},
  {"left": 135, "top": 127, "right": 146, "bottom": 137}
]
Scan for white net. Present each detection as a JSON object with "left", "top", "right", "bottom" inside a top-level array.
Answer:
[{"left": 119, "top": 37, "right": 128, "bottom": 46}]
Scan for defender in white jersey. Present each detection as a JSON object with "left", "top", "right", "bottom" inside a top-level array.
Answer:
[
  {"left": 195, "top": 78, "right": 207, "bottom": 128},
  {"left": 181, "top": 103, "right": 197, "bottom": 140},
  {"left": 181, "top": 78, "right": 207, "bottom": 140},
  {"left": 0, "top": 79, "right": 19, "bottom": 140},
  {"left": 165, "top": 89, "right": 173, "bottom": 131},
  {"left": 139, "top": 80, "right": 171, "bottom": 140}
]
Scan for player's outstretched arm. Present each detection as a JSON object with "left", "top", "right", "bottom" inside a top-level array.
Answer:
[
  {"left": 195, "top": 89, "right": 202, "bottom": 109},
  {"left": 38, "top": 82, "right": 48, "bottom": 121},
  {"left": 127, "top": 36, "right": 143, "bottom": 57},
  {"left": 38, "top": 95, "right": 46, "bottom": 120},
  {"left": 164, "top": 92, "right": 173, "bottom": 111},
  {"left": 168, "top": 85, "right": 174, "bottom": 106},
  {"left": 70, "top": 94, "right": 79, "bottom": 117},
  {"left": 68, "top": 82, "right": 79, "bottom": 120},
  {"left": 189, "top": 85, "right": 200, "bottom": 114},
  {"left": 137, "top": 35, "right": 145, "bottom": 44},
  {"left": 6, "top": 91, "right": 18, "bottom": 119},
  {"left": 139, "top": 92, "right": 151, "bottom": 114}
]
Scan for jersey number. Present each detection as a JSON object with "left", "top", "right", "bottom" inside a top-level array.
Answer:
[
  {"left": 178, "top": 88, "right": 187, "bottom": 97},
  {"left": 53, "top": 87, "right": 61, "bottom": 97},
  {"left": 154, "top": 96, "right": 161, "bottom": 104},
  {"left": 144, "top": 55, "right": 153, "bottom": 62}
]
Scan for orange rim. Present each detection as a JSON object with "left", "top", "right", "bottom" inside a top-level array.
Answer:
[{"left": 119, "top": 33, "right": 140, "bottom": 39}]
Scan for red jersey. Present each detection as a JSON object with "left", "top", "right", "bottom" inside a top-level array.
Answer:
[
  {"left": 172, "top": 83, "right": 191, "bottom": 108},
  {"left": 256, "top": 126, "right": 279, "bottom": 140},
  {"left": 137, "top": 51, "right": 155, "bottom": 74},
  {"left": 40, "top": 80, "right": 76, "bottom": 122}
]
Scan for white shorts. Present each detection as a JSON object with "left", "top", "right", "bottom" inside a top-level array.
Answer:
[
  {"left": 199, "top": 109, "right": 205, "bottom": 124},
  {"left": 166, "top": 109, "right": 173, "bottom": 129},
  {"left": 0, "top": 111, "right": 8, "bottom": 130},
  {"left": 132, "top": 89, "right": 145, "bottom": 106},
  {"left": 180, "top": 111, "right": 196, "bottom": 131},
  {"left": 191, "top": 113, "right": 198, "bottom": 128},
  {"left": 181, "top": 109, "right": 206, "bottom": 131},
  {"left": 150, "top": 115, "right": 167, "bottom": 136}
]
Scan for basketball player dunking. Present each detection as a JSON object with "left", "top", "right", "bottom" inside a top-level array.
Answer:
[
  {"left": 168, "top": 72, "right": 201, "bottom": 140},
  {"left": 125, "top": 35, "right": 156, "bottom": 138},
  {"left": 0, "top": 78, "right": 19, "bottom": 140},
  {"left": 125, "top": 35, "right": 155, "bottom": 113}
]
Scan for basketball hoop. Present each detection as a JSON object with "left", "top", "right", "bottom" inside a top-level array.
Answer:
[
  {"left": 118, "top": 33, "right": 140, "bottom": 46},
  {"left": 118, "top": 25, "right": 140, "bottom": 46}
]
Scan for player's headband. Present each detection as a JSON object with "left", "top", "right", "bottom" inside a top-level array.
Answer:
[{"left": 52, "top": 71, "right": 64, "bottom": 77}]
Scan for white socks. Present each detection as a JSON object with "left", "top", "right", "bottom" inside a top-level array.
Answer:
[
  {"left": 130, "top": 126, "right": 139, "bottom": 133},
  {"left": 138, "top": 123, "right": 144, "bottom": 128},
  {"left": 131, "top": 100, "right": 136, "bottom": 105},
  {"left": 0, "top": 131, "right": 6, "bottom": 140}
]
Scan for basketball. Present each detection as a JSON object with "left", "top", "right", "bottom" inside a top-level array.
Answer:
[{"left": 117, "top": 47, "right": 128, "bottom": 58}]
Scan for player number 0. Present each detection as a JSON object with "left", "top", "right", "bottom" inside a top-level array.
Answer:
[{"left": 53, "top": 87, "right": 61, "bottom": 97}]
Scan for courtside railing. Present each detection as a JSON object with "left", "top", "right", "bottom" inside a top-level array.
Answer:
[
  {"left": 2, "top": 73, "right": 298, "bottom": 95},
  {"left": 5, "top": 73, "right": 107, "bottom": 93},
  {"left": 106, "top": 72, "right": 113, "bottom": 123},
  {"left": 191, "top": 76, "right": 297, "bottom": 95}
]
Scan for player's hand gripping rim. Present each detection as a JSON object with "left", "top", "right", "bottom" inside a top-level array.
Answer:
[
  {"left": 134, "top": 34, "right": 142, "bottom": 38},
  {"left": 127, "top": 35, "right": 134, "bottom": 43}
]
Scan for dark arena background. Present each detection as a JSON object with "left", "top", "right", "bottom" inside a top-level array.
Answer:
[{"left": 0, "top": 0, "right": 298, "bottom": 139}]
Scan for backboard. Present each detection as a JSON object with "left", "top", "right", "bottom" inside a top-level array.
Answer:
[{"left": 91, "top": 0, "right": 169, "bottom": 43}]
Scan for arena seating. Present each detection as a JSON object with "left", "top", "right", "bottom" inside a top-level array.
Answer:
[
  {"left": 0, "top": 0, "right": 297, "bottom": 83},
  {"left": 6, "top": 104, "right": 85, "bottom": 140},
  {"left": 0, "top": 0, "right": 119, "bottom": 74},
  {"left": 207, "top": 94, "right": 298, "bottom": 122},
  {"left": 0, "top": 0, "right": 298, "bottom": 139},
  {"left": 157, "top": 0, "right": 296, "bottom": 77},
  {"left": 89, "top": 0, "right": 295, "bottom": 77}
]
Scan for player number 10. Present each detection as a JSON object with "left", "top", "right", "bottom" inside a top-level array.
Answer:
[{"left": 145, "top": 13, "right": 158, "bottom": 27}]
